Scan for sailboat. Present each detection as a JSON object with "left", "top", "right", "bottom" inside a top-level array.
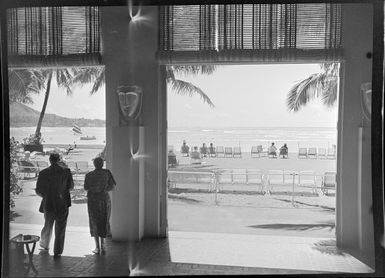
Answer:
[
  {"left": 72, "top": 123, "right": 82, "bottom": 135},
  {"left": 72, "top": 123, "right": 96, "bottom": 140}
]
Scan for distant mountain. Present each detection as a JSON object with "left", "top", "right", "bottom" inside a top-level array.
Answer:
[{"left": 10, "top": 102, "right": 105, "bottom": 127}]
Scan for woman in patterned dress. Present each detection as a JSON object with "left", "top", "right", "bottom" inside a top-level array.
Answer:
[{"left": 84, "top": 157, "right": 116, "bottom": 254}]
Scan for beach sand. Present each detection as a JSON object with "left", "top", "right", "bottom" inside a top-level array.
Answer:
[{"left": 12, "top": 145, "right": 336, "bottom": 239}]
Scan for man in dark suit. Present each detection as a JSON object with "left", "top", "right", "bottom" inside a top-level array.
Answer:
[{"left": 35, "top": 153, "right": 74, "bottom": 258}]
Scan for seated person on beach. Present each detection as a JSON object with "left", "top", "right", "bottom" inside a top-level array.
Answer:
[
  {"left": 168, "top": 149, "right": 177, "bottom": 167},
  {"left": 200, "top": 143, "right": 208, "bottom": 157},
  {"left": 209, "top": 143, "right": 215, "bottom": 156},
  {"left": 180, "top": 140, "right": 190, "bottom": 156},
  {"left": 268, "top": 142, "right": 277, "bottom": 158},
  {"left": 190, "top": 146, "right": 201, "bottom": 158},
  {"left": 279, "top": 144, "right": 288, "bottom": 158}
]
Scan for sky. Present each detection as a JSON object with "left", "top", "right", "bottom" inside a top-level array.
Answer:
[
  {"left": 26, "top": 64, "right": 338, "bottom": 128},
  {"left": 168, "top": 64, "right": 338, "bottom": 128}
]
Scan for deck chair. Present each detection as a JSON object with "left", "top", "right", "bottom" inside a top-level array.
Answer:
[
  {"left": 298, "top": 148, "right": 308, "bottom": 159},
  {"left": 318, "top": 148, "right": 327, "bottom": 159},
  {"left": 298, "top": 171, "right": 317, "bottom": 194},
  {"left": 224, "top": 147, "right": 233, "bottom": 158},
  {"left": 257, "top": 145, "right": 267, "bottom": 157},
  {"left": 251, "top": 146, "right": 260, "bottom": 158},
  {"left": 307, "top": 148, "right": 317, "bottom": 159},
  {"left": 66, "top": 161, "right": 77, "bottom": 174},
  {"left": 327, "top": 148, "right": 336, "bottom": 159},
  {"left": 233, "top": 147, "right": 242, "bottom": 158},
  {"left": 216, "top": 146, "right": 225, "bottom": 157},
  {"left": 322, "top": 172, "right": 336, "bottom": 195},
  {"left": 16, "top": 160, "right": 39, "bottom": 179}
]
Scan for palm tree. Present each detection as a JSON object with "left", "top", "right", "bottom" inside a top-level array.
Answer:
[
  {"left": 72, "top": 65, "right": 216, "bottom": 107},
  {"left": 34, "top": 69, "right": 74, "bottom": 139},
  {"left": 286, "top": 63, "right": 339, "bottom": 112}
]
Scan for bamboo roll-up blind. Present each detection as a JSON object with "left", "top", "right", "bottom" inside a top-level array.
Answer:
[
  {"left": 7, "top": 6, "right": 101, "bottom": 67},
  {"left": 158, "top": 4, "right": 343, "bottom": 64}
]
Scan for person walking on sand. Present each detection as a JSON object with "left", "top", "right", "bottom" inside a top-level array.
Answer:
[
  {"left": 35, "top": 153, "right": 74, "bottom": 258},
  {"left": 84, "top": 157, "right": 116, "bottom": 254}
]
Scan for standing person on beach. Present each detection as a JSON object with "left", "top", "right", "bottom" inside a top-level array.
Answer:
[
  {"left": 84, "top": 157, "right": 116, "bottom": 254},
  {"left": 35, "top": 153, "right": 74, "bottom": 258},
  {"left": 268, "top": 142, "right": 277, "bottom": 158}
]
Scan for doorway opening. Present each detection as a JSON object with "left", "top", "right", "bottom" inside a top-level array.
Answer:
[
  {"left": 9, "top": 65, "right": 106, "bottom": 257},
  {"left": 166, "top": 63, "right": 339, "bottom": 245}
]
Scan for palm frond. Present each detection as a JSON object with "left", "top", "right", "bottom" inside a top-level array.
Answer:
[
  {"left": 321, "top": 78, "right": 338, "bottom": 108},
  {"left": 8, "top": 69, "right": 45, "bottom": 104},
  {"left": 171, "top": 78, "right": 215, "bottom": 107},
  {"left": 90, "top": 69, "right": 105, "bottom": 95},
  {"left": 286, "top": 73, "right": 324, "bottom": 112},
  {"left": 55, "top": 69, "right": 74, "bottom": 95}
]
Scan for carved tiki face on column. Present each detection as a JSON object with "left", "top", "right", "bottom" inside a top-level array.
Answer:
[{"left": 117, "top": 85, "right": 143, "bottom": 125}]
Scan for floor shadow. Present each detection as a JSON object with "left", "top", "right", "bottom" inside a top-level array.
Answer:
[
  {"left": 275, "top": 198, "right": 335, "bottom": 211},
  {"left": 312, "top": 239, "right": 345, "bottom": 256},
  {"left": 248, "top": 223, "right": 335, "bottom": 231},
  {"left": 168, "top": 193, "right": 202, "bottom": 204}
]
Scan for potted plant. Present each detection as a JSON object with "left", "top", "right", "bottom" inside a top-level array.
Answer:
[{"left": 22, "top": 133, "right": 44, "bottom": 153}]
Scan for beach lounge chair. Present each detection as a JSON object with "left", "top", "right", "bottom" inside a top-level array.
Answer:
[
  {"left": 298, "top": 171, "right": 317, "bottom": 194},
  {"left": 298, "top": 148, "right": 308, "bottom": 159},
  {"left": 66, "top": 161, "right": 77, "bottom": 174},
  {"left": 224, "top": 147, "right": 233, "bottom": 158},
  {"left": 233, "top": 147, "right": 242, "bottom": 158},
  {"left": 16, "top": 160, "right": 39, "bottom": 179},
  {"left": 321, "top": 171, "right": 336, "bottom": 195},
  {"left": 76, "top": 161, "right": 90, "bottom": 174},
  {"left": 251, "top": 146, "right": 260, "bottom": 158},
  {"left": 216, "top": 146, "right": 225, "bottom": 157},
  {"left": 318, "top": 148, "right": 327, "bottom": 159},
  {"left": 257, "top": 145, "right": 267, "bottom": 157},
  {"left": 327, "top": 148, "right": 336, "bottom": 159},
  {"left": 307, "top": 148, "right": 317, "bottom": 159}
]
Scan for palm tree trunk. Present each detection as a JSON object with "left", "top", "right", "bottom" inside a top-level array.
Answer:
[{"left": 35, "top": 72, "right": 53, "bottom": 138}]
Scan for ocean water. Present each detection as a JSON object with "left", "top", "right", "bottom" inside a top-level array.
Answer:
[{"left": 10, "top": 126, "right": 337, "bottom": 153}]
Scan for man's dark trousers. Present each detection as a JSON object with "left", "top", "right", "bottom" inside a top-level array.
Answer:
[{"left": 40, "top": 209, "right": 69, "bottom": 255}]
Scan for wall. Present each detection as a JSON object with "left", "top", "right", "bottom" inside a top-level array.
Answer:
[{"left": 338, "top": 3, "right": 374, "bottom": 266}]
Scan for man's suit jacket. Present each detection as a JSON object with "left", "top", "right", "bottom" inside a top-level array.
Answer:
[{"left": 36, "top": 163, "right": 74, "bottom": 213}]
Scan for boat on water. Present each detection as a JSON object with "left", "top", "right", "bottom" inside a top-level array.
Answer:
[
  {"left": 72, "top": 123, "right": 82, "bottom": 135},
  {"left": 72, "top": 123, "right": 96, "bottom": 140},
  {"left": 80, "top": 135, "right": 96, "bottom": 140}
]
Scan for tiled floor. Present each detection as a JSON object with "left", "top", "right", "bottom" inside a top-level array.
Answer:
[{"left": 9, "top": 223, "right": 374, "bottom": 276}]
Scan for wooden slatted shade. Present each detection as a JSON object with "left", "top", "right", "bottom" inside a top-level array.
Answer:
[
  {"left": 158, "top": 4, "right": 343, "bottom": 64},
  {"left": 7, "top": 6, "right": 101, "bottom": 68}
]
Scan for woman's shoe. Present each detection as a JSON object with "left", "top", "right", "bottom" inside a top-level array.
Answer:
[
  {"left": 100, "top": 245, "right": 106, "bottom": 254},
  {"left": 92, "top": 248, "right": 100, "bottom": 254}
]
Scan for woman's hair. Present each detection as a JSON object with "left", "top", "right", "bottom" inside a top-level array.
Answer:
[{"left": 93, "top": 157, "right": 104, "bottom": 169}]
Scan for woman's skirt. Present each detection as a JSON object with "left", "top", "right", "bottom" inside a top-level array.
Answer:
[{"left": 87, "top": 192, "right": 111, "bottom": 237}]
